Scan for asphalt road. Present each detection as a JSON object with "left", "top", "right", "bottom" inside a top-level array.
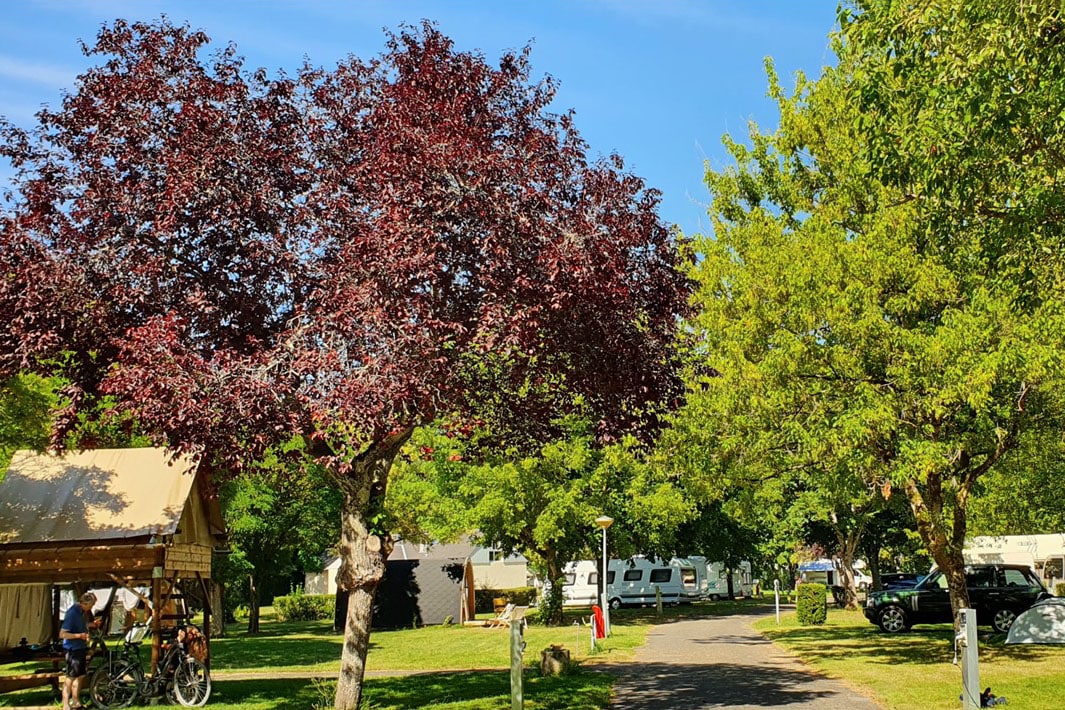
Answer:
[{"left": 607, "top": 606, "right": 883, "bottom": 709}]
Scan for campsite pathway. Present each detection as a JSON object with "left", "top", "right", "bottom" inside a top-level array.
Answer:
[{"left": 605, "top": 605, "right": 883, "bottom": 709}]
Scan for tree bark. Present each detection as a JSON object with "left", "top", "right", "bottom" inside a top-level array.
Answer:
[
  {"left": 835, "top": 525, "right": 865, "bottom": 610},
  {"left": 208, "top": 579, "right": 225, "bottom": 638},
  {"left": 332, "top": 429, "right": 411, "bottom": 710},
  {"left": 247, "top": 574, "right": 260, "bottom": 635},
  {"left": 906, "top": 473, "right": 971, "bottom": 631}
]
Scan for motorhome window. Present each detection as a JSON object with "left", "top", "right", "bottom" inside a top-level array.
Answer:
[
  {"left": 681, "top": 569, "right": 696, "bottom": 585},
  {"left": 607, "top": 571, "right": 615, "bottom": 584},
  {"left": 623, "top": 569, "right": 642, "bottom": 582},
  {"left": 564, "top": 574, "right": 576, "bottom": 586},
  {"left": 649, "top": 569, "right": 671, "bottom": 583},
  {"left": 589, "top": 572, "right": 598, "bottom": 586}
]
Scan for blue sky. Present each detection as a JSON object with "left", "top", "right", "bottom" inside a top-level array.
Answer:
[{"left": 0, "top": 0, "right": 838, "bottom": 237}]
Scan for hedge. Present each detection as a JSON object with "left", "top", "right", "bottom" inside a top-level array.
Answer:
[
  {"left": 474, "top": 587, "right": 537, "bottom": 614},
  {"left": 796, "top": 583, "right": 827, "bottom": 625},
  {"left": 274, "top": 589, "right": 333, "bottom": 621}
]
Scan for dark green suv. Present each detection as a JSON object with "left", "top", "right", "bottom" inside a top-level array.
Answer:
[{"left": 864, "top": 564, "right": 1049, "bottom": 633}]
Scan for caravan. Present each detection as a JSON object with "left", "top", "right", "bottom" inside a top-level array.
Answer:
[
  {"left": 562, "top": 557, "right": 700, "bottom": 609},
  {"left": 692, "top": 557, "right": 754, "bottom": 599}
]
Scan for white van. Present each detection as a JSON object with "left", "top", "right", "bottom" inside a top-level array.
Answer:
[{"left": 562, "top": 557, "right": 699, "bottom": 609}]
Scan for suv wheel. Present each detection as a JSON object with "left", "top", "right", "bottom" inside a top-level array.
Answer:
[
  {"left": 992, "top": 608, "right": 1017, "bottom": 633},
  {"left": 878, "top": 604, "right": 910, "bottom": 633}
]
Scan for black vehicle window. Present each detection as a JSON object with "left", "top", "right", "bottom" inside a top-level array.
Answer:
[
  {"left": 606, "top": 571, "right": 615, "bottom": 584},
  {"left": 589, "top": 572, "right": 598, "bottom": 586},
  {"left": 649, "top": 569, "right": 672, "bottom": 583},
  {"left": 967, "top": 567, "right": 996, "bottom": 588},
  {"left": 927, "top": 573, "right": 948, "bottom": 590},
  {"left": 1001, "top": 568, "right": 1032, "bottom": 588},
  {"left": 624, "top": 569, "right": 642, "bottom": 582}
]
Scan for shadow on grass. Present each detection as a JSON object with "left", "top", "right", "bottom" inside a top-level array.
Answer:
[
  {"left": 608, "top": 661, "right": 856, "bottom": 708},
  {"left": 211, "top": 678, "right": 329, "bottom": 709},
  {"left": 762, "top": 621, "right": 1056, "bottom": 666},
  {"left": 360, "top": 668, "right": 613, "bottom": 710}
]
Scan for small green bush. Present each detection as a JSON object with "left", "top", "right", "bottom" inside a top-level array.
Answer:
[
  {"left": 274, "top": 588, "right": 333, "bottom": 622},
  {"left": 796, "top": 583, "right": 827, "bottom": 625},
  {"left": 1055, "top": 582, "right": 1065, "bottom": 598},
  {"left": 474, "top": 586, "right": 537, "bottom": 613}
]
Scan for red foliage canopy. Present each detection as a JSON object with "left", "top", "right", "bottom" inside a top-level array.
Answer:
[{"left": 0, "top": 20, "right": 690, "bottom": 470}]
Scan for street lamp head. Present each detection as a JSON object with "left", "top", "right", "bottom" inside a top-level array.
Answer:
[{"left": 595, "top": 515, "right": 614, "bottom": 530}]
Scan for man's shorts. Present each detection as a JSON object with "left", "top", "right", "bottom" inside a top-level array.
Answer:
[{"left": 65, "top": 648, "right": 88, "bottom": 678}]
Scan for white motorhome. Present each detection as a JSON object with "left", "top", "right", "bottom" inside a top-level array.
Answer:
[
  {"left": 562, "top": 557, "right": 699, "bottom": 609},
  {"left": 965, "top": 534, "right": 1065, "bottom": 589},
  {"left": 691, "top": 557, "right": 754, "bottom": 599}
]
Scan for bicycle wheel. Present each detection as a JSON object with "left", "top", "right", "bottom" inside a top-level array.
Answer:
[
  {"left": 88, "top": 661, "right": 141, "bottom": 709},
  {"left": 172, "top": 656, "right": 211, "bottom": 707}
]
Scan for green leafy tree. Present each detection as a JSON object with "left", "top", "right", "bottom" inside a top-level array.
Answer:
[
  {"left": 388, "top": 417, "right": 692, "bottom": 624},
  {"left": 968, "top": 428, "right": 1065, "bottom": 536},
  {"left": 222, "top": 447, "right": 342, "bottom": 634},
  {"left": 684, "top": 0, "right": 1065, "bottom": 626},
  {"left": 0, "top": 373, "right": 60, "bottom": 472}
]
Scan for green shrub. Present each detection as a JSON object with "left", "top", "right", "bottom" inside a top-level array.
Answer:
[
  {"left": 274, "top": 587, "right": 333, "bottom": 622},
  {"left": 474, "top": 586, "right": 537, "bottom": 613},
  {"left": 796, "top": 583, "right": 827, "bottom": 625},
  {"left": 1055, "top": 582, "right": 1065, "bottom": 598}
]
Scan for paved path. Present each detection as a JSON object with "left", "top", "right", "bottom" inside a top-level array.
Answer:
[{"left": 607, "top": 606, "right": 883, "bottom": 709}]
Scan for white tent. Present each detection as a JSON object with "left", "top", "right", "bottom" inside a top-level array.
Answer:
[{"left": 1005, "top": 598, "right": 1065, "bottom": 645}]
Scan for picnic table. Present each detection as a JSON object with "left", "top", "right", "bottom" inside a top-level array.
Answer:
[{"left": 0, "top": 647, "right": 65, "bottom": 695}]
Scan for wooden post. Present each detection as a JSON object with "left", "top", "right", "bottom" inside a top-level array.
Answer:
[
  {"left": 150, "top": 546, "right": 165, "bottom": 674},
  {"left": 510, "top": 618, "right": 524, "bottom": 710},
  {"left": 196, "top": 572, "right": 212, "bottom": 670}
]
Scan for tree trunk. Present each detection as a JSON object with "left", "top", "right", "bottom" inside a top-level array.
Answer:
[
  {"left": 835, "top": 526, "right": 864, "bottom": 610},
  {"left": 906, "top": 473, "right": 971, "bottom": 631},
  {"left": 208, "top": 580, "right": 225, "bottom": 638},
  {"left": 725, "top": 567, "right": 735, "bottom": 600},
  {"left": 866, "top": 542, "right": 882, "bottom": 590},
  {"left": 247, "top": 574, "right": 260, "bottom": 635},
  {"left": 542, "top": 554, "right": 565, "bottom": 626},
  {"left": 332, "top": 430, "right": 411, "bottom": 710}
]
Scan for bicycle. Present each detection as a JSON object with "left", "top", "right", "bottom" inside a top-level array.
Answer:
[{"left": 87, "top": 624, "right": 211, "bottom": 708}]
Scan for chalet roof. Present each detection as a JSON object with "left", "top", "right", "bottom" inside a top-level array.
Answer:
[
  {"left": 392, "top": 539, "right": 474, "bottom": 562},
  {"left": 0, "top": 448, "right": 201, "bottom": 546}
]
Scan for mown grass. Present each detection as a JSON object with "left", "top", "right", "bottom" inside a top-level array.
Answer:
[
  {"left": 0, "top": 606, "right": 648, "bottom": 708},
  {"left": 754, "top": 607, "right": 1065, "bottom": 710}
]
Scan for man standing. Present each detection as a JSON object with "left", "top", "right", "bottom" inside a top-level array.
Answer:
[{"left": 59, "top": 592, "right": 97, "bottom": 710}]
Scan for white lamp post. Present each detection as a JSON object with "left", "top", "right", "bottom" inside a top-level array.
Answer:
[{"left": 595, "top": 515, "right": 614, "bottom": 637}]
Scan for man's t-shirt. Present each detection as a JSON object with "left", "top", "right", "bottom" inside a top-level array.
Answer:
[{"left": 61, "top": 604, "right": 88, "bottom": 650}]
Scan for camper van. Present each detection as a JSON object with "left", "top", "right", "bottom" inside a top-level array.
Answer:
[
  {"left": 691, "top": 557, "right": 754, "bottom": 599},
  {"left": 562, "top": 557, "right": 700, "bottom": 609}
]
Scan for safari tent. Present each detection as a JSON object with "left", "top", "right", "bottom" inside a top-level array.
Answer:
[{"left": 0, "top": 448, "right": 225, "bottom": 670}]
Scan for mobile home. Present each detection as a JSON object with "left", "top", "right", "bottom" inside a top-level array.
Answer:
[{"left": 562, "top": 557, "right": 699, "bottom": 609}]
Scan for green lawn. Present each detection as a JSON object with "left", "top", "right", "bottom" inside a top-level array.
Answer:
[
  {"left": 754, "top": 608, "right": 1065, "bottom": 710},
  {"left": 25, "top": 598, "right": 1043, "bottom": 710},
  {"left": 0, "top": 608, "right": 647, "bottom": 708}
]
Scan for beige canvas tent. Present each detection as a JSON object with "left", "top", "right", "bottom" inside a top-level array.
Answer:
[{"left": 0, "top": 448, "right": 225, "bottom": 678}]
